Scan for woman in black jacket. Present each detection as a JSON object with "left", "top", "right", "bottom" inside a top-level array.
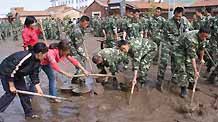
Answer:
[{"left": 0, "top": 42, "right": 48, "bottom": 119}]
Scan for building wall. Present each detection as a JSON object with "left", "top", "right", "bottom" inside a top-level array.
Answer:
[
  {"left": 84, "top": 2, "right": 107, "bottom": 17},
  {"left": 51, "top": 0, "right": 94, "bottom": 9}
]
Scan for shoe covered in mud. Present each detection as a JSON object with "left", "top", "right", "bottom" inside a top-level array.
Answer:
[
  {"left": 180, "top": 87, "right": 188, "bottom": 98},
  {"left": 156, "top": 80, "right": 164, "bottom": 92},
  {"left": 25, "top": 114, "right": 40, "bottom": 120},
  {"left": 112, "top": 79, "right": 119, "bottom": 90},
  {"left": 119, "top": 83, "right": 130, "bottom": 92}
]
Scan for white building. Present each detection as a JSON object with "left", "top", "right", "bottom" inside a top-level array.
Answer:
[{"left": 50, "top": 0, "right": 94, "bottom": 9}]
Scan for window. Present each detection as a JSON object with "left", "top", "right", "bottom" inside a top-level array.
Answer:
[{"left": 72, "top": 0, "right": 74, "bottom": 3}]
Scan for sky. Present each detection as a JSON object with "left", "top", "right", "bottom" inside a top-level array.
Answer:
[{"left": 0, "top": 0, "right": 51, "bottom": 17}]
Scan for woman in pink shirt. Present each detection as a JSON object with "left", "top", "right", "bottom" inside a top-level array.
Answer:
[
  {"left": 41, "top": 40, "right": 89, "bottom": 102},
  {"left": 22, "top": 16, "right": 42, "bottom": 50}
]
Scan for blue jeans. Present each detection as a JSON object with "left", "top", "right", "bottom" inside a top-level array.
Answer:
[{"left": 41, "top": 64, "right": 57, "bottom": 96}]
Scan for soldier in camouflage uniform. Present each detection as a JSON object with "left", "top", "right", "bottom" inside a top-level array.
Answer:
[
  {"left": 157, "top": 7, "right": 193, "bottom": 91},
  {"left": 102, "top": 14, "right": 118, "bottom": 48},
  {"left": 117, "top": 38, "right": 157, "bottom": 87},
  {"left": 50, "top": 18, "right": 59, "bottom": 40},
  {"left": 126, "top": 9, "right": 144, "bottom": 39},
  {"left": 92, "top": 48, "right": 128, "bottom": 75},
  {"left": 203, "top": 7, "right": 216, "bottom": 74},
  {"left": 147, "top": 7, "right": 166, "bottom": 64},
  {"left": 92, "top": 16, "right": 101, "bottom": 37},
  {"left": 192, "top": 8, "right": 206, "bottom": 30},
  {"left": 207, "top": 16, "right": 218, "bottom": 85},
  {"left": 92, "top": 48, "right": 129, "bottom": 88},
  {"left": 68, "top": 16, "right": 90, "bottom": 83},
  {"left": 42, "top": 18, "right": 50, "bottom": 39},
  {"left": 173, "top": 28, "right": 209, "bottom": 98}
]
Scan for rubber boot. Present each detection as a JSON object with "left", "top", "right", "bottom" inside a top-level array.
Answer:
[{"left": 180, "top": 86, "right": 188, "bottom": 98}]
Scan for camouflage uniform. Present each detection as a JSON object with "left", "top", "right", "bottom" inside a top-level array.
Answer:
[
  {"left": 50, "top": 19, "right": 59, "bottom": 40},
  {"left": 148, "top": 15, "right": 166, "bottom": 46},
  {"left": 43, "top": 18, "right": 50, "bottom": 39},
  {"left": 96, "top": 48, "right": 128, "bottom": 75},
  {"left": 69, "top": 23, "right": 86, "bottom": 70},
  {"left": 140, "top": 15, "right": 150, "bottom": 38},
  {"left": 207, "top": 16, "right": 218, "bottom": 83},
  {"left": 92, "top": 17, "right": 101, "bottom": 37},
  {"left": 128, "top": 37, "right": 157, "bottom": 84},
  {"left": 157, "top": 16, "right": 193, "bottom": 84},
  {"left": 126, "top": 18, "right": 143, "bottom": 39},
  {"left": 192, "top": 16, "right": 206, "bottom": 30},
  {"left": 204, "top": 15, "right": 216, "bottom": 73},
  {"left": 102, "top": 16, "right": 117, "bottom": 48},
  {"left": 148, "top": 15, "right": 166, "bottom": 63},
  {"left": 11, "top": 19, "right": 22, "bottom": 41},
  {"left": 173, "top": 30, "right": 206, "bottom": 87}
]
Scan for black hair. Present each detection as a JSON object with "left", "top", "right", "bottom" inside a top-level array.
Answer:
[
  {"left": 92, "top": 55, "right": 103, "bottom": 64},
  {"left": 80, "top": 15, "right": 90, "bottom": 22},
  {"left": 49, "top": 39, "right": 71, "bottom": 52},
  {"left": 133, "top": 9, "right": 140, "bottom": 14},
  {"left": 24, "top": 16, "right": 37, "bottom": 27},
  {"left": 156, "top": 7, "right": 162, "bottom": 11},
  {"left": 32, "top": 42, "right": 48, "bottom": 54},
  {"left": 174, "top": 7, "right": 184, "bottom": 14},
  {"left": 117, "top": 40, "right": 129, "bottom": 48},
  {"left": 199, "top": 26, "right": 210, "bottom": 34},
  {"left": 205, "top": 7, "right": 212, "bottom": 13}
]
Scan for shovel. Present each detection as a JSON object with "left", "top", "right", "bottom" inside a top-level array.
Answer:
[
  {"left": 183, "top": 63, "right": 203, "bottom": 113},
  {"left": 128, "top": 82, "right": 136, "bottom": 105},
  {"left": 16, "top": 90, "right": 73, "bottom": 102}
]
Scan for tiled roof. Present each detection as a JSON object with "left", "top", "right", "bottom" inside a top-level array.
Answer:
[
  {"left": 127, "top": 1, "right": 183, "bottom": 9},
  {"left": 18, "top": 11, "right": 51, "bottom": 17},
  {"left": 190, "top": 0, "right": 218, "bottom": 7}
]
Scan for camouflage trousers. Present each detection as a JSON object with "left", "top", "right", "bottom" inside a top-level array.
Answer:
[
  {"left": 137, "top": 45, "right": 157, "bottom": 84},
  {"left": 152, "top": 37, "right": 162, "bottom": 63},
  {"left": 208, "top": 64, "right": 218, "bottom": 83},
  {"left": 172, "top": 50, "right": 194, "bottom": 87},
  {"left": 70, "top": 47, "right": 86, "bottom": 75},
  {"left": 205, "top": 36, "right": 218, "bottom": 72},
  {"left": 157, "top": 42, "right": 176, "bottom": 83}
]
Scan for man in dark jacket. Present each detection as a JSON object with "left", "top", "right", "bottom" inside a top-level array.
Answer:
[{"left": 0, "top": 42, "right": 48, "bottom": 119}]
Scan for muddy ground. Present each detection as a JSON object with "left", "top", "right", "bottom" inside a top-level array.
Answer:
[{"left": 0, "top": 34, "right": 218, "bottom": 122}]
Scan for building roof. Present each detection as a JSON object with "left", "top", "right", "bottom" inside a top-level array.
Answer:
[
  {"left": 188, "top": 0, "right": 218, "bottom": 7},
  {"left": 95, "top": 0, "right": 108, "bottom": 7},
  {"left": 109, "top": 0, "right": 122, "bottom": 4},
  {"left": 127, "top": 1, "right": 183, "bottom": 10},
  {"left": 47, "top": 5, "right": 81, "bottom": 13},
  {"left": 18, "top": 11, "right": 51, "bottom": 17}
]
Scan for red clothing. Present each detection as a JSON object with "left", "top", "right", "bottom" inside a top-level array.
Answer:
[
  {"left": 22, "top": 26, "right": 41, "bottom": 48},
  {"left": 41, "top": 49, "right": 79, "bottom": 72}
]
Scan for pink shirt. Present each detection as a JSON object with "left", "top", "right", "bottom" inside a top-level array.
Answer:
[
  {"left": 41, "top": 49, "right": 79, "bottom": 72},
  {"left": 22, "top": 26, "right": 41, "bottom": 48}
]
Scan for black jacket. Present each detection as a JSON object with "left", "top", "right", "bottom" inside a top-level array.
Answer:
[{"left": 0, "top": 51, "right": 41, "bottom": 85}]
